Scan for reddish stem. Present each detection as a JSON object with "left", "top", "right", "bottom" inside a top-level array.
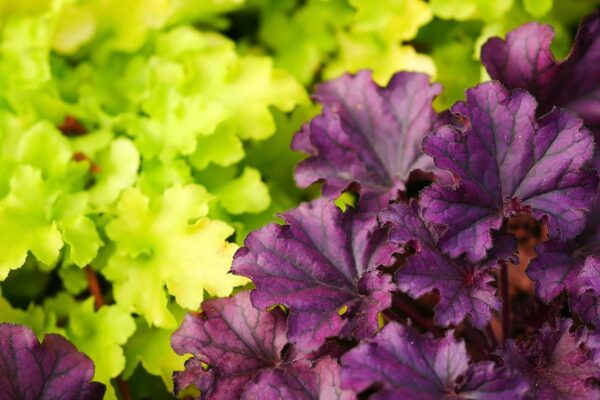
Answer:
[
  {"left": 485, "top": 325, "right": 498, "bottom": 349},
  {"left": 500, "top": 262, "right": 510, "bottom": 342},
  {"left": 388, "top": 295, "right": 442, "bottom": 336},
  {"left": 116, "top": 377, "right": 132, "bottom": 400},
  {"left": 84, "top": 266, "right": 105, "bottom": 310},
  {"left": 84, "top": 267, "right": 132, "bottom": 400}
]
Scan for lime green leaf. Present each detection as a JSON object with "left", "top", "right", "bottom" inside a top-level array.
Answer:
[
  {"left": 430, "top": 0, "right": 513, "bottom": 21},
  {"left": 214, "top": 167, "right": 271, "bottom": 215},
  {"left": 65, "top": 298, "right": 136, "bottom": 400},
  {"left": 123, "top": 316, "right": 187, "bottom": 391},
  {"left": 15, "top": 121, "right": 72, "bottom": 177},
  {"left": 60, "top": 215, "right": 102, "bottom": 266},
  {"left": 350, "top": 0, "right": 432, "bottom": 42},
  {"left": 88, "top": 137, "right": 140, "bottom": 208},
  {"left": 0, "top": 291, "right": 62, "bottom": 339},
  {"left": 58, "top": 263, "right": 89, "bottom": 294},
  {"left": 325, "top": 32, "right": 436, "bottom": 85},
  {"left": 104, "top": 185, "right": 247, "bottom": 327},
  {"left": 51, "top": 3, "right": 96, "bottom": 54},
  {"left": 524, "top": 0, "right": 553, "bottom": 17},
  {"left": 189, "top": 125, "right": 245, "bottom": 171},
  {"left": 0, "top": 166, "right": 62, "bottom": 279}
]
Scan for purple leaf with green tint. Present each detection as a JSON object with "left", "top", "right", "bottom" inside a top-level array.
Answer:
[
  {"left": 0, "top": 323, "right": 104, "bottom": 400},
  {"left": 421, "top": 82, "right": 597, "bottom": 262},
  {"left": 482, "top": 12, "right": 600, "bottom": 131},
  {"left": 171, "top": 291, "right": 353, "bottom": 399},
  {"left": 232, "top": 199, "right": 396, "bottom": 352},
  {"left": 380, "top": 201, "right": 516, "bottom": 328},
  {"left": 340, "top": 322, "right": 528, "bottom": 399},
  {"left": 498, "top": 319, "right": 600, "bottom": 399},
  {"left": 292, "top": 70, "right": 443, "bottom": 210}
]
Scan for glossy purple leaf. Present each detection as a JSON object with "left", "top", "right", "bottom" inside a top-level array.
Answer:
[
  {"left": 0, "top": 323, "right": 104, "bottom": 400},
  {"left": 498, "top": 319, "right": 600, "bottom": 400},
  {"left": 569, "top": 290, "right": 600, "bottom": 327},
  {"left": 421, "top": 82, "right": 597, "bottom": 262},
  {"left": 340, "top": 322, "right": 528, "bottom": 399},
  {"left": 482, "top": 12, "right": 600, "bottom": 130},
  {"left": 380, "top": 202, "right": 517, "bottom": 328},
  {"left": 232, "top": 199, "right": 396, "bottom": 352},
  {"left": 241, "top": 358, "right": 355, "bottom": 400},
  {"left": 171, "top": 291, "right": 353, "bottom": 399},
  {"left": 292, "top": 70, "right": 443, "bottom": 210},
  {"left": 527, "top": 188, "right": 600, "bottom": 323}
]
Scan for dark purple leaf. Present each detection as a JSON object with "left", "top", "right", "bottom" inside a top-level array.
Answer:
[
  {"left": 292, "top": 70, "right": 443, "bottom": 210},
  {"left": 482, "top": 12, "right": 600, "bottom": 130},
  {"left": 527, "top": 187, "right": 600, "bottom": 323},
  {"left": 232, "top": 199, "right": 396, "bottom": 352},
  {"left": 171, "top": 291, "right": 353, "bottom": 400},
  {"left": 497, "top": 319, "right": 600, "bottom": 400},
  {"left": 340, "top": 322, "right": 527, "bottom": 399},
  {"left": 421, "top": 82, "right": 597, "bottom": 263},
  {"left": 0, "top": 323, "right": 104, "bottom": 400},
  {"left": 241, "top": 358, "right": 354, "bottom": 400},
  {"left": 381, "top": 202, "right": 517, "bottom": 328}
]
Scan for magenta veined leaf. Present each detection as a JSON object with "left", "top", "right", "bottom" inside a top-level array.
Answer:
[
  {"left": 171, "top": 291, "right": 353, "bottom": 400},
  {"left": 0, "top": 323, "right": 105, "bottom": 400},
  {"left": 380, "top": 201, "right": 517, "bottom": 328},
  {"left": 482, "top": 11, "right": 600, "bottom": 131},
  {"left": 232, "top": 198, "right": 396, "bottom": 352},
  {"left": 340, "top": 322, "right": 528, "bottom": 399},
  {"left": 497, "top": 319, "right": 600, "bottom": 400},
  {"left": 421, "top": 81, "right": 597, "bottom": 263},
  {"left": 292, "top": 70, "right": 445, "bottom": 210}
]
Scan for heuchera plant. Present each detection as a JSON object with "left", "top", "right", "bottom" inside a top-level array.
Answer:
[
  {"left": 172, "top": 11, "right": 600, "bottom": 400},
  {"left": 0, "top": 323, "right": 104, "bottom": 400}
]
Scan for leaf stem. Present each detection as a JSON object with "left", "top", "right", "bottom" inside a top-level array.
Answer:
[
  {"left": 84, "top": 265, "right": 105, "bottom": 310},
  {"left": 84, "top": 266, "right": 132, "bottom": 400},
  {"left": 388, "top": 294, "right": 442, "bottom": 336},
  {"left": 500, "top": 262, "right": 510, "bottom": 342},
  {"left": 116, "top": 377, "right": 132, "bottom": 400},
  {"left": 485, "top": 325, "right": 498, "bottom": 349}
]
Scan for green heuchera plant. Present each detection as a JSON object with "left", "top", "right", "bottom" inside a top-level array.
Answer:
[{"left": 0, "top": 0, "right": 306, "bottom": 398}]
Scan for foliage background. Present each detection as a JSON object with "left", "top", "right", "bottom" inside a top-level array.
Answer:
[{"left": 0, "top": 0, "right": 598, "bottom": 398}]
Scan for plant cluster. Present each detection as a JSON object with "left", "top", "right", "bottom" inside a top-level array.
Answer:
[
  {"left": 1, "top": 1, "right": 600, "bottom": 399},
  {"left": 169, "top": 11, "right": 600, "bottom": 399}
]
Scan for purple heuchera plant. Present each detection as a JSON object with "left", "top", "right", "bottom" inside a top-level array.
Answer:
[
  {"left": 172, "top": 11, "right": 600, "bottom": 400},
  {"left": 171, "top": 291, "right": 353, "bottom": 399},
  {"left": 482, "top": 11, "right": 600, "bottom": 133},
  {"left": 231, "top": 199, "right": 396, "bottom": 352},
  {"left": 292, "top": 71, "right": 447, "bottom": 211},
  {"left": 0, "top": 323, "right": 104, "bottom": 400},
  {"left": 341, "top": 322, "right": 528, "bottom": 399}
]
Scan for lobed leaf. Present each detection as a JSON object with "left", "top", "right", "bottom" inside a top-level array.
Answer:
[
  {"left": 232, "top": 199, "right": 396, "bottom": 352},
  {"left": 421, "top": 82, "right": 597, "bottom": 262}
]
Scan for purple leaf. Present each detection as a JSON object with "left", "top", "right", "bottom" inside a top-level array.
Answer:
[
  {"left": 292, "top": 71, "right": 443, "bottom": 210},
  {"left": 380, "top": 201, "right": 516, "bottom": 328},
  {"left": 498, "top": 319, "right": 600, "bottom": 400},
  {"left": 0, "top": 323, "right": 104, "bottom": 400},
  {"left": 527, "top": 240, "right": 581, "bottom": 302},
  {"left": 482, "top": 12, "right": 600, "bottom": 130},
  {"left": 340, "top": 322, "right": 528, "bottom": 399},
  {"left": 171, "top": 291, "right": 353, "bottom": 400},
  {"left": 232, "top": 199, "right": 396, "bottom": 352},
  {"left": 421, "top": 82, "right": 597, "bottom": 262},
  {"left": 527, "top": 188, "right": 600, "bottom": 322},
  {"left": 241, "top": 358, "right": 355, "bottom": 400}
]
